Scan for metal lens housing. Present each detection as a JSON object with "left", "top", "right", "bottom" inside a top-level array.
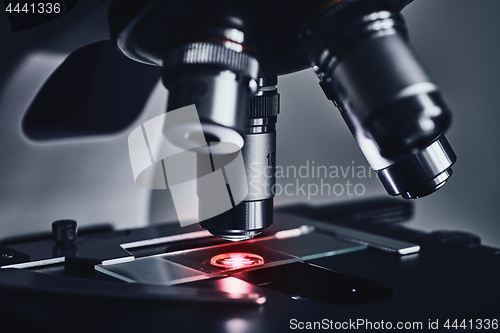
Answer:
[
  {"left": 302, "top": 1, "right": 456, "bottom": 199},
  {"left": 378, "top": 135, "right": 456, "bottom": 199},
  {"left": 163, "top": 37, "right": 259, "bottom": 146},
  {"left": 200, "top": 76, "right": 279, "bottom": 241},
  {"left": 110, "top": 1, "right": 260, "bottom": 149}
]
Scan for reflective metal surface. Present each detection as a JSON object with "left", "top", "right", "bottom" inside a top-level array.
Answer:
[
  {"left": 200, "top": 76, "right": 279, "bottom": 240},
  {"left": 302, "top": 3, "right": 456, "bottom": 199},
  {"left": 378, "top": 135, "right": 456, "bottom": 198}
]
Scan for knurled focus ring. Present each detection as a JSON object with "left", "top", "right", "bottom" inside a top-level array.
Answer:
[
  {"left": 164, "top": 42, "right": 259, "bottom": 79},
  {"left": 248, "top": 93, "right": 280, "bottom": 118}
]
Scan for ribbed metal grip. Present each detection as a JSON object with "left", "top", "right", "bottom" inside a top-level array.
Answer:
[
  {"left": 164, "top": 42, "right": 259, "bottom": 79},
  {"left": 248, "top": 94, "right": 280, "bottom": 118}
]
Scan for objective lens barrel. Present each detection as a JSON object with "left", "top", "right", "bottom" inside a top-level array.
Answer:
[
  {"left": 329, "top": 12, "right": 451, "bottom": 158},
  {"left": 200, "top": 76, "right": 279, "bottom": 240},
  {"left": 163, "top": 38, "right": 259, "bottom": 148},
  {"left": 302, "top": 2, "right": 456, "bottom": 199}
]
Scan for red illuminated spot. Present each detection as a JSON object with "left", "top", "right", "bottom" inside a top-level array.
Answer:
[{"left": 210, "top": 252, "right": 264, "bottom": 269}]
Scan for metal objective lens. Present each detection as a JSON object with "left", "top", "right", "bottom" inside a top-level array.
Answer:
[
  {"left": 163, "top": 35, "right": 259, "bottom": 148},
  {"left": 200, "top": 75, "right": 280, "bottom": 240},
  {"left": 301, "top": 1, "right": 456, "bottom": 199}
]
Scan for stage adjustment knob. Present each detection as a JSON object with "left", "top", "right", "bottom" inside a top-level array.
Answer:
[{"left": 52, "top": 220, "right": 78, "bottom": 244}]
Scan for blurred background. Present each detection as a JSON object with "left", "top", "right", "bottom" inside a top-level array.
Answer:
[{"left": 0, "top": 0, "right": 499, "bottom": 247}]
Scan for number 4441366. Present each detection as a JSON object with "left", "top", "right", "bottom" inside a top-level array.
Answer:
[{"left": 5, "top": 3, "right": 61, "bottom": 14}]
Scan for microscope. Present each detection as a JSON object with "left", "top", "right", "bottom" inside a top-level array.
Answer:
[
  {"left": 111, "top": 0, "right": 455, "bottom": 240},
  {"left": 1, "top": 0, "right": 499, "bottom": 331}
]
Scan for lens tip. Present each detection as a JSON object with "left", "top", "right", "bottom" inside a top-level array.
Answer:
[{"left": 207, "top": 229, "right": 263, "bottom": 242}]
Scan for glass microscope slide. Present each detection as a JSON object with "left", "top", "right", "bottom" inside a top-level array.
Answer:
[{"left": 96, "top": 226, "right": 367, "bottom": 285}]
